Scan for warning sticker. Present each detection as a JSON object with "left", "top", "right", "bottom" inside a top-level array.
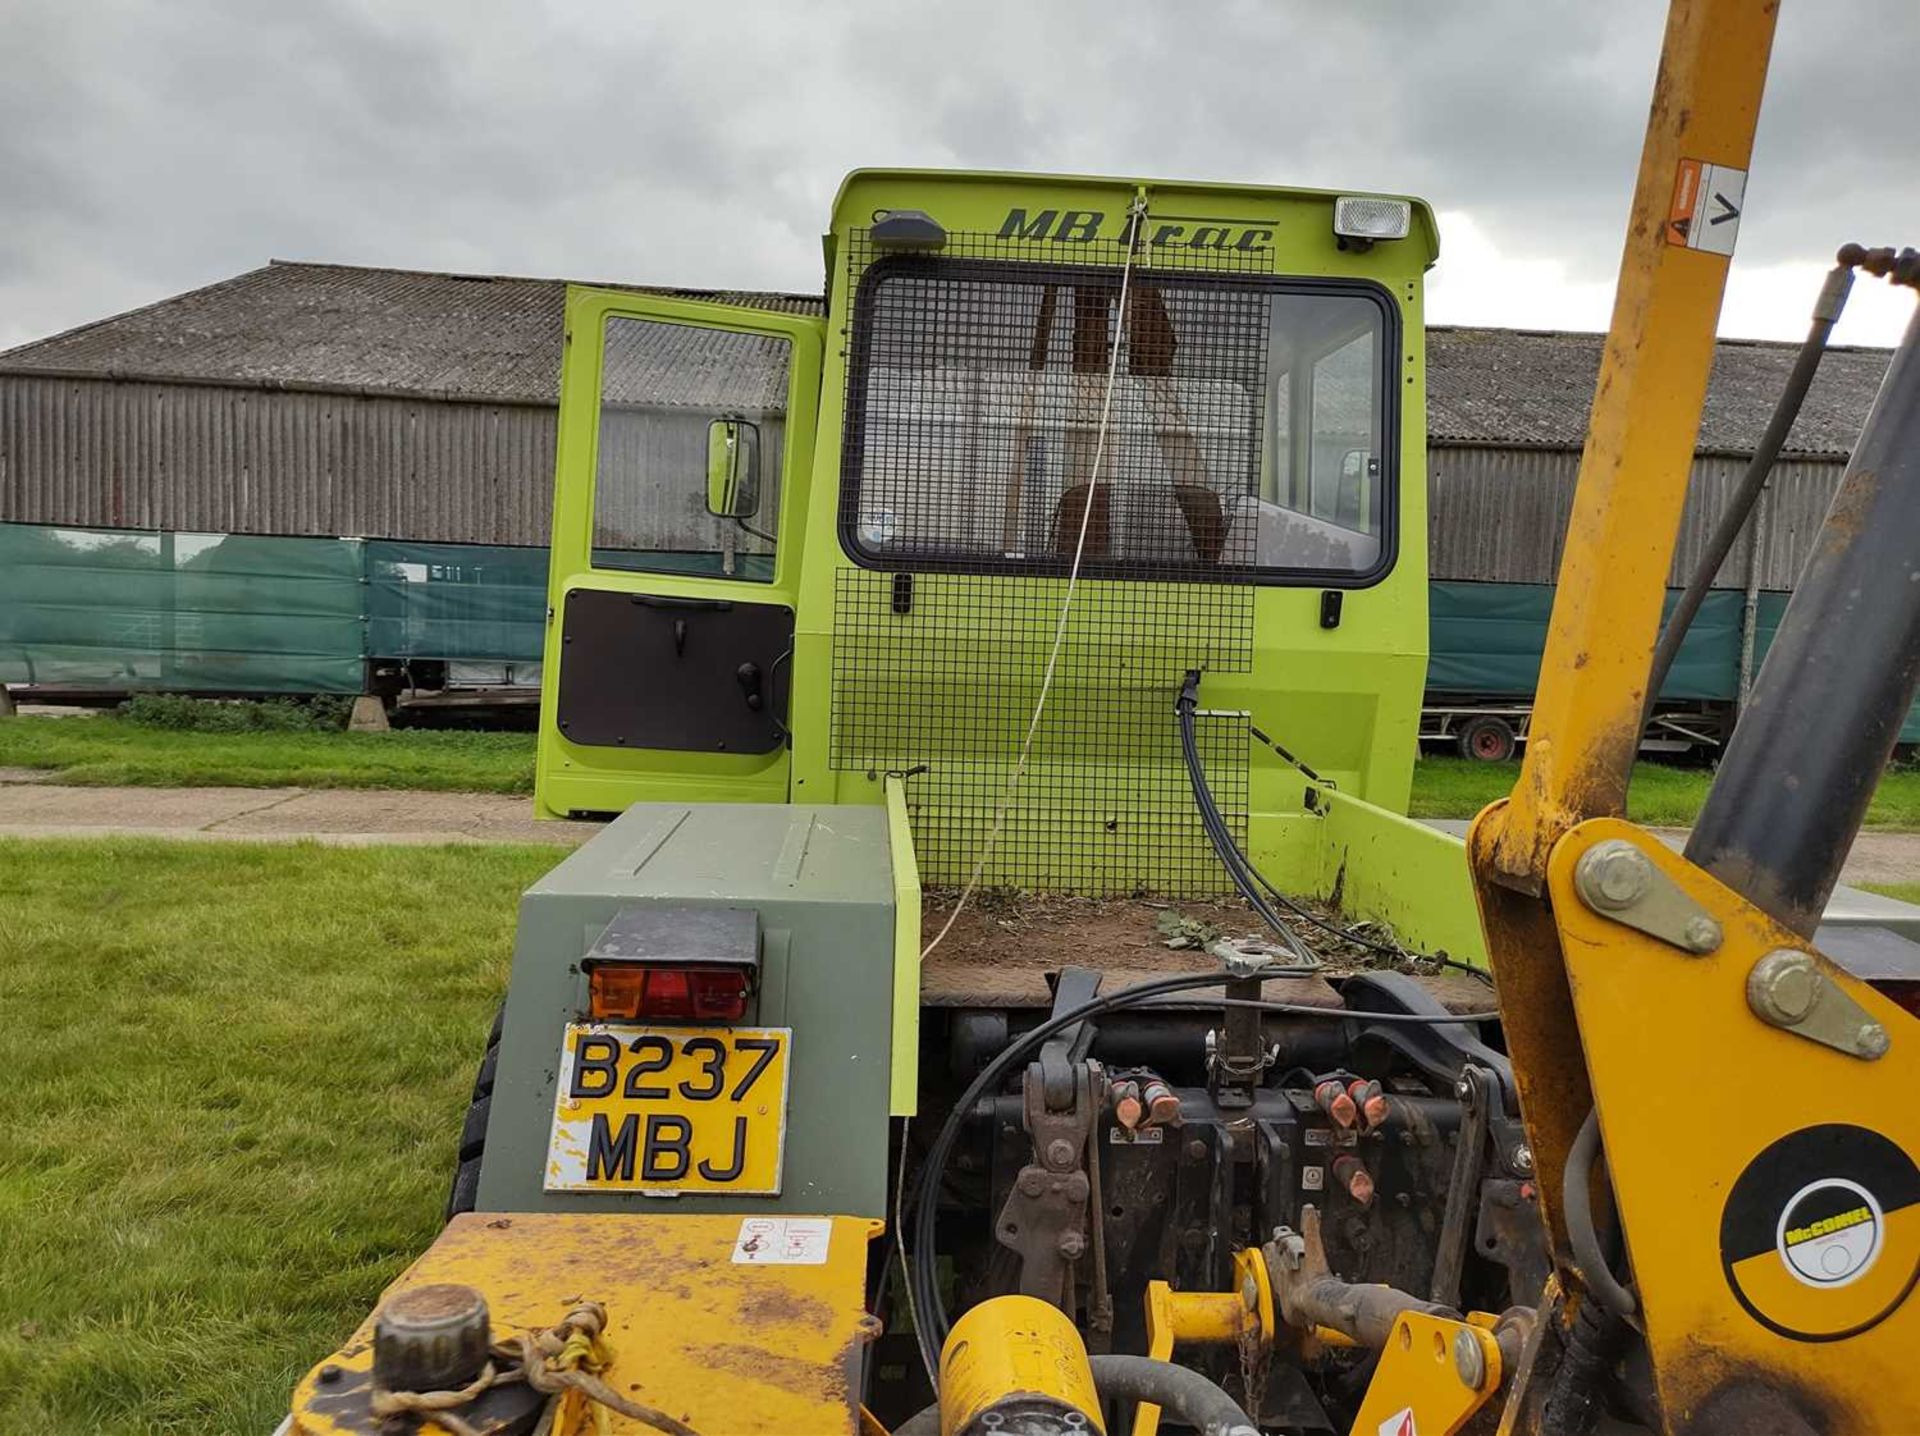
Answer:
[
  {"left": 1667, "top": 158, "right": 1746, "bottom": 257},
  {"left": 1378, "top": 1407, "right": 1417, "bottom": 1436},
  {"left": 1302, "top": 1165, "right": 1325, "bottom": 1192},
  {"left": 1719, "top": 1124, "right": 1918, "bottom": 1341},
  {"left": 732, "top": 1216, "right": 832, "bottom": 1265}
]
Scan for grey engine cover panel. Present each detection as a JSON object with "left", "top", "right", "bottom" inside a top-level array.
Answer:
[{"left": 477, "top": 802, "right": 897, "bottom": 1217}]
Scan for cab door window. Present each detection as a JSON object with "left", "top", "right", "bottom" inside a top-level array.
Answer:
[{"left": 592, "top": 316, "right": 792, "bottom": 582}]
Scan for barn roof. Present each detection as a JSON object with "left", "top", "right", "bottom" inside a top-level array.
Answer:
[
  {"left": 0, "top": 260, "right": 1893, "bottom": 457},
  {"left": 0, "top": 261, "right": 823, "bottom": 407},
  {"left": 1426, "top": 325, "right": 1891, "bottom": 458}
]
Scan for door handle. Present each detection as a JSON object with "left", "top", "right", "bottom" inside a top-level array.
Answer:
[
  {"left": 630, "top": 594, "right": 734, "bottom": 611},
  {"left": 736, "top": 662, "right": 764, "bottom": 711}
]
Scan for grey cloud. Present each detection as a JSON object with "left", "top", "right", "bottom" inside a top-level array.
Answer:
[{"left": 2, "top": 0, "right": 1916, "bottom": 351}]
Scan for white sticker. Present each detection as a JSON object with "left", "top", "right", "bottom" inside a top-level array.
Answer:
[
  {"left": 732, "top": 1217, "right": 832, "bottom": 1265},
  {"left": 1777, "top": 1178, "right": 1883, "bottom": 1288},
  {"left": 1378, "top": 1408, "right": 1417, "bottom": 1436},
  {"left": 1302, "top": 1166, "right": 1325, "bottom": 1192},
  {"left": 1304, "top": 1128, "right": 1333, "bottom": 1148},
  {"left": 1667, "top": 158, "right": 1746, "bottom": 257},
  {"left": 1110, "top": 1126, "right": 1165, "bottom": 1145}
]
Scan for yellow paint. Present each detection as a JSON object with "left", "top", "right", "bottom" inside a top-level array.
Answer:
[
  {"left": 1467, "top": 0, "right": 1784, "bottom": 1271},
  {"left": 546, "top": 1024, "right": 791, "bottom": 1195},
  {"left": 288, "top": 1212, "right": 882, "bottom": 1436},
  {"left": 1485, "top": 0, "right": 1779, "bottom": 881},
  {"left": 885, "top": 776, "right": 922, "bottom": 1115},
  {"left": 1548, "top": 819, "right": 1920, "bottom": 1432},
  {"left": 1132, "top": 1248, "right": 1272, "bottom": 1436},
  {"left": 937, "top": 1295, "right": 1104, "bottom": 1436},
  {"left": 1348, "top": 1311, "right": 1499, "bottom": 1436}
]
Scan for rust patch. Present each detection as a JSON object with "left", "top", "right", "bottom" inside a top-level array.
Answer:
[
  {"left": 701, "top": 1340, "right": 848, "bottom": 1405},
  {"left": 737, "top": 1285, "right": 835, "bottom": 1333}
]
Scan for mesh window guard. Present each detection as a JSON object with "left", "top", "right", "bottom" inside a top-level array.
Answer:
[{"left": 828, "top": 228, "right": 1321, "bottom": 895}]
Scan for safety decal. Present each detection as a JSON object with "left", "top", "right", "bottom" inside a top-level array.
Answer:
[
  {"left": 1666, "top": 158, "right": 1746, "bottom": 257},
  {"left": 1719, "top": 1124, "right": 1919, "bottom": 1341},
  {"left": 1377, "top": 1408, "right": 1416, "bottom": 1436}
]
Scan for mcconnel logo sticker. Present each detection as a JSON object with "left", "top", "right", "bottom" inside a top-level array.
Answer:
[{"left": 1720, "top": 1124, "right": 1919, "bottom": 1342}]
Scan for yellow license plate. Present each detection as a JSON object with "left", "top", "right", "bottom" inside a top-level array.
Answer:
[{"left": 546, "top": 1024, "right": 791, "bottom": 1195}]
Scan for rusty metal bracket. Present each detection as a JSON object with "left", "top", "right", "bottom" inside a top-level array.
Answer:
[{"left": 996, "top": 1063, "right": 1098, "bottom": 1305}]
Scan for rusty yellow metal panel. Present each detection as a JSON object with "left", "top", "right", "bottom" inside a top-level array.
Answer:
[
  {"left": 1485, "top": 0, "right": 1778, "bottom": 884},
  {"left": 288, "top": 1212, "right": 881, "bottom": 1435},
  {"left": 1548, "top": 819, "right": 1919, "bottom": 1432},
  {"left": 1468, "top": 0, "right": 1782, "bottom": 1279}
]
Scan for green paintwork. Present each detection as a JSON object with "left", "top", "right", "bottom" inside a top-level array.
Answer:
[{"left": 535, "top": 170, "right": 1444, "bottom": 898}]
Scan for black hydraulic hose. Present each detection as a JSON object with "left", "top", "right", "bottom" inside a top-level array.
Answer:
[
  {"left": 1181, "top": 672, "right": 1492, "bottom": 982},
  {"left": 1177, "top": 670, "right": 1313, "bottom": 961},
  {"left": 1641, "top": 255, "right": 1856, "bottom": 725},
  {"left": 1087, "top": 1355, "right": 1260, "bottom": 1436},
  {"left": 890, "top": 1357, "right": 1258, "bottom": 1436},
  {"left": 1564, "top": 1108, "right": 1639, "bottom": 1319}
]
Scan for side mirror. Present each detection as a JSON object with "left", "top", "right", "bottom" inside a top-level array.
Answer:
[{"left": 706, "top": 418, "right": 762, "bottom": 520}]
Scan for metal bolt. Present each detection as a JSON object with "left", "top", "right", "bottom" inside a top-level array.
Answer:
[
  {"left": 1512, "top": 1144, "right": 1535, "bottom": 1175},
  {"left": 1017, "top": 1169, "right": 1046, "bottom": 1197},
  {"left": 1453, "top": 1328, "right": 1487, "bottom": 1390},
  {"left": 1748, "top": 950, "right": 1819, "bottom": 1026},
  {"left": 1680, "top": 914, "right": 1724, "bottom": 954},
  {"left": 1856, "top": 1023, "right": 1891, "bottom": 1059},
  {"left": 1574, "top": 840, "right": 1654, "bottom": 912},
  {"left": 1058, "top": 1231, "right": 1086, "bottom": 1259},
  {"left": 1045, "top": 1139, "right": 1076, "bottom": 1168}
]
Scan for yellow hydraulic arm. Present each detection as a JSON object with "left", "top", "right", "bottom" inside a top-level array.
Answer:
[{"left": 1461, "top": 0, "right": 1920, "bottom": 1432}]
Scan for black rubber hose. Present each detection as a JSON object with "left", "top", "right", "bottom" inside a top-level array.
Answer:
[
  {"left": 888, "top": 1357, "right": 1258, "bottom": 1436},
  {"left": 1564, "top": 1108, "right": 1638, "bottom": 1318},
  {"left": 1087, "top": 1356, "right": 1260, "bottom": 1436},
  {"left": 1181, "top": 672, "right": 1492, "bottom": 982},
  {"left": 1641, "top": 258, "right": 1854, "bottom": 726}
]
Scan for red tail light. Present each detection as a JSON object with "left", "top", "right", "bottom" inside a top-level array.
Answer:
[{"left": 590, "top": 964, "right": 752, "bottom": 1022}]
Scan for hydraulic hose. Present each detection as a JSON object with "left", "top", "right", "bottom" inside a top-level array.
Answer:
[
  {"left": 1564, "top": 1108, "right": 1639, "bottom": 1319},
  {"left": 1640, "top": 255, "right": 1855, "bottom": 725},
  {"left": 889, "top": 1355, "right": 1259, "bottom": 1436}
]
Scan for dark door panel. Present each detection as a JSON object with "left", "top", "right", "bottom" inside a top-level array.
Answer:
[{"left": 556, "top": 588, "right": 793, "bottom": 754}]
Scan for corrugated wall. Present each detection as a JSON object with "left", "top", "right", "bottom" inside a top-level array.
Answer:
[
  {"left": 0, "top": 376, "right": 557, "bottom": 545},
  {"left": 1428, "top": 444, "right": 1847, "bottom": 590},
  {"left": 1, "top": 378, "right": 1854, "bottom": 590}
]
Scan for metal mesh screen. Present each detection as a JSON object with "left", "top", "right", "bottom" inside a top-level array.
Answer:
[{"left": 831, "top": 229, "right": 1272, "bottom": 895}]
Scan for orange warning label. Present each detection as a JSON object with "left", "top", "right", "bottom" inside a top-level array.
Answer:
[
  {"left": 1667, "top": 158, "right": 1704, "bottom": 245},
  {"left": 1667, "top": 157, "right": 1745, "bottom": 257}
]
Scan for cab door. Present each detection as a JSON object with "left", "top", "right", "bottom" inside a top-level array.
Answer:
[{"left": 536, "top": 289, "right": 824, "bottom": 818}]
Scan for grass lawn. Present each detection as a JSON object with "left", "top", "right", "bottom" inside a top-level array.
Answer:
[
  {"left": 1410, "top": 756, "right": 1920, "bottom": 829},
  {"left": 0, "top": 838, "right": 557, "bottom": 1433},
  {"left": 1864, "top": 882, "right": 1920, "bottom": 904},
  {"left": 0, "top": 715, "right": 535, "bottom": 793}
]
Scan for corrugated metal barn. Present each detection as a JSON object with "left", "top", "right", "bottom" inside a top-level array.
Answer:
[{"left": 0, "top": 259, "right": 1895, "bottom": 710}]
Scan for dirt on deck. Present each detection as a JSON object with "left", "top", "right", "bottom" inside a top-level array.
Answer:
[{"left": 918, "top": 888, "right": 1492, "bottom": 1010}]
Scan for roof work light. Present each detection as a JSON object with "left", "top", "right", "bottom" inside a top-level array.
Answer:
[{"left": 1333, "top": 196, "right": 1413, "bottom": 249}]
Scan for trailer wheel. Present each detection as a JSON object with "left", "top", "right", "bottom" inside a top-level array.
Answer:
[
  {"left": 1457, "top": 714, "right": 1518, "bottom": 763},
  {"left": 445, "top": 1002, "right": 504, "bottom": 1221}
]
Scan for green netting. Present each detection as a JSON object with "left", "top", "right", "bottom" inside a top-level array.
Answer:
[
  {"left": 1431, "top": 580, "right": 1920, "bottom": 740},
  {"left": 1431, "top": 581, "right": 1744, "bottom": 703},
  {"left": 0, "top": 523, "right": 365, "bottom": 692},
  {"left": 366, "top": 540, "right": 546, "bottom": 662}
]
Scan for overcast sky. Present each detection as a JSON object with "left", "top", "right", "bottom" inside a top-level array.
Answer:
[{"left": 3, "top": 0, "right": 1916, "bottom": 354}]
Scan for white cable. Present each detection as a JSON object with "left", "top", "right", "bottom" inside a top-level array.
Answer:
[{"left": 918, "top": 196, "right": 1150, "bottom": 965}]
